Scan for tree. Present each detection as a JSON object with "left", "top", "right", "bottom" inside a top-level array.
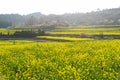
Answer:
[{"left": 0, "top": 21, "right": 12, "bottom": 28}]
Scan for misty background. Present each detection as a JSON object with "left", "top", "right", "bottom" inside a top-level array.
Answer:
[
  {"left": 0, "top": 0, "right": 120, "bottom": 28},
  {"left": 0, "top": 7, "right": 120, "bottom": 28}
]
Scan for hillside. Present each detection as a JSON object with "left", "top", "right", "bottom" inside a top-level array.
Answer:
[{"left": 0, "top": 7, "right": 120, "bottom": 28}]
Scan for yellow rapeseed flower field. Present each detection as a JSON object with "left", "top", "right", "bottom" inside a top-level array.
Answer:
[
  {"left": 0, "top": 40, "right": 120, "bottom": 80},
  {"left": 37, "top": 36, "right": 93, "bottom": 41}
]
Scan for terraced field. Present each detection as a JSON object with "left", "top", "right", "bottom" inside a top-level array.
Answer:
[
  {"left": 0, "top": 26, "right": 120, "bottom": 79},
  {"left": 37, "top": 36, "right": 93, "bottom": 42},
  {"left": 48, "top": 26, "right": 120, "bottom": 35}
]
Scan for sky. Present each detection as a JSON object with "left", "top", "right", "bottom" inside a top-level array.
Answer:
[{"left": 0, "top": 0, "right": 120, "bottom": 15}]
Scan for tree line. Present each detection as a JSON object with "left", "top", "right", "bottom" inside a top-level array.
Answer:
[
  {"left": 0, "top": 29, "right": 45, "bottom": 38},
  {"left": 0, "top": 7, "right": 120, "bottom": 28}
]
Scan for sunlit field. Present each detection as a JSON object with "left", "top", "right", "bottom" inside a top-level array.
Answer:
[
  {"left": 37, "top": 36, "right": 93, "bottom": 41},
  {"left": 48, "top": 26, "right": 120, "bottom": 35},
  {"left": 0, "top": 40, "right": 120, "bottom": 79},
  {"left": 0, "top": 26, "right": 120, "bottom": 79},
  {"left": 0, "top": 28, "right": 22, "bottom": 35},
  {"left": 0, "top": 40, "right": 34, "bottom": 45},
  {"left": 1, "top": 0, "right": 120, "bottom": 79}
]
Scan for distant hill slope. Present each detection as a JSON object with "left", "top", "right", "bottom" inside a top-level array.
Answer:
[{"left": 0, "top": 7, "right": 120, "bottom": 28}]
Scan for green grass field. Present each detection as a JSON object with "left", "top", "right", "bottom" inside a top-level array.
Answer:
[{"left": 0, "top": 40, "right": 120, "bottom": 80}]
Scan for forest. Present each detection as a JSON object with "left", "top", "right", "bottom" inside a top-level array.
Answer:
[{"left": 0, "top": 7, "right": 120, "bottom": 28}]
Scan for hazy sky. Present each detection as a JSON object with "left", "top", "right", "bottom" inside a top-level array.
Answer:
[{"left": 0, "top": 0, "right": 120, "bottom": 15}]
